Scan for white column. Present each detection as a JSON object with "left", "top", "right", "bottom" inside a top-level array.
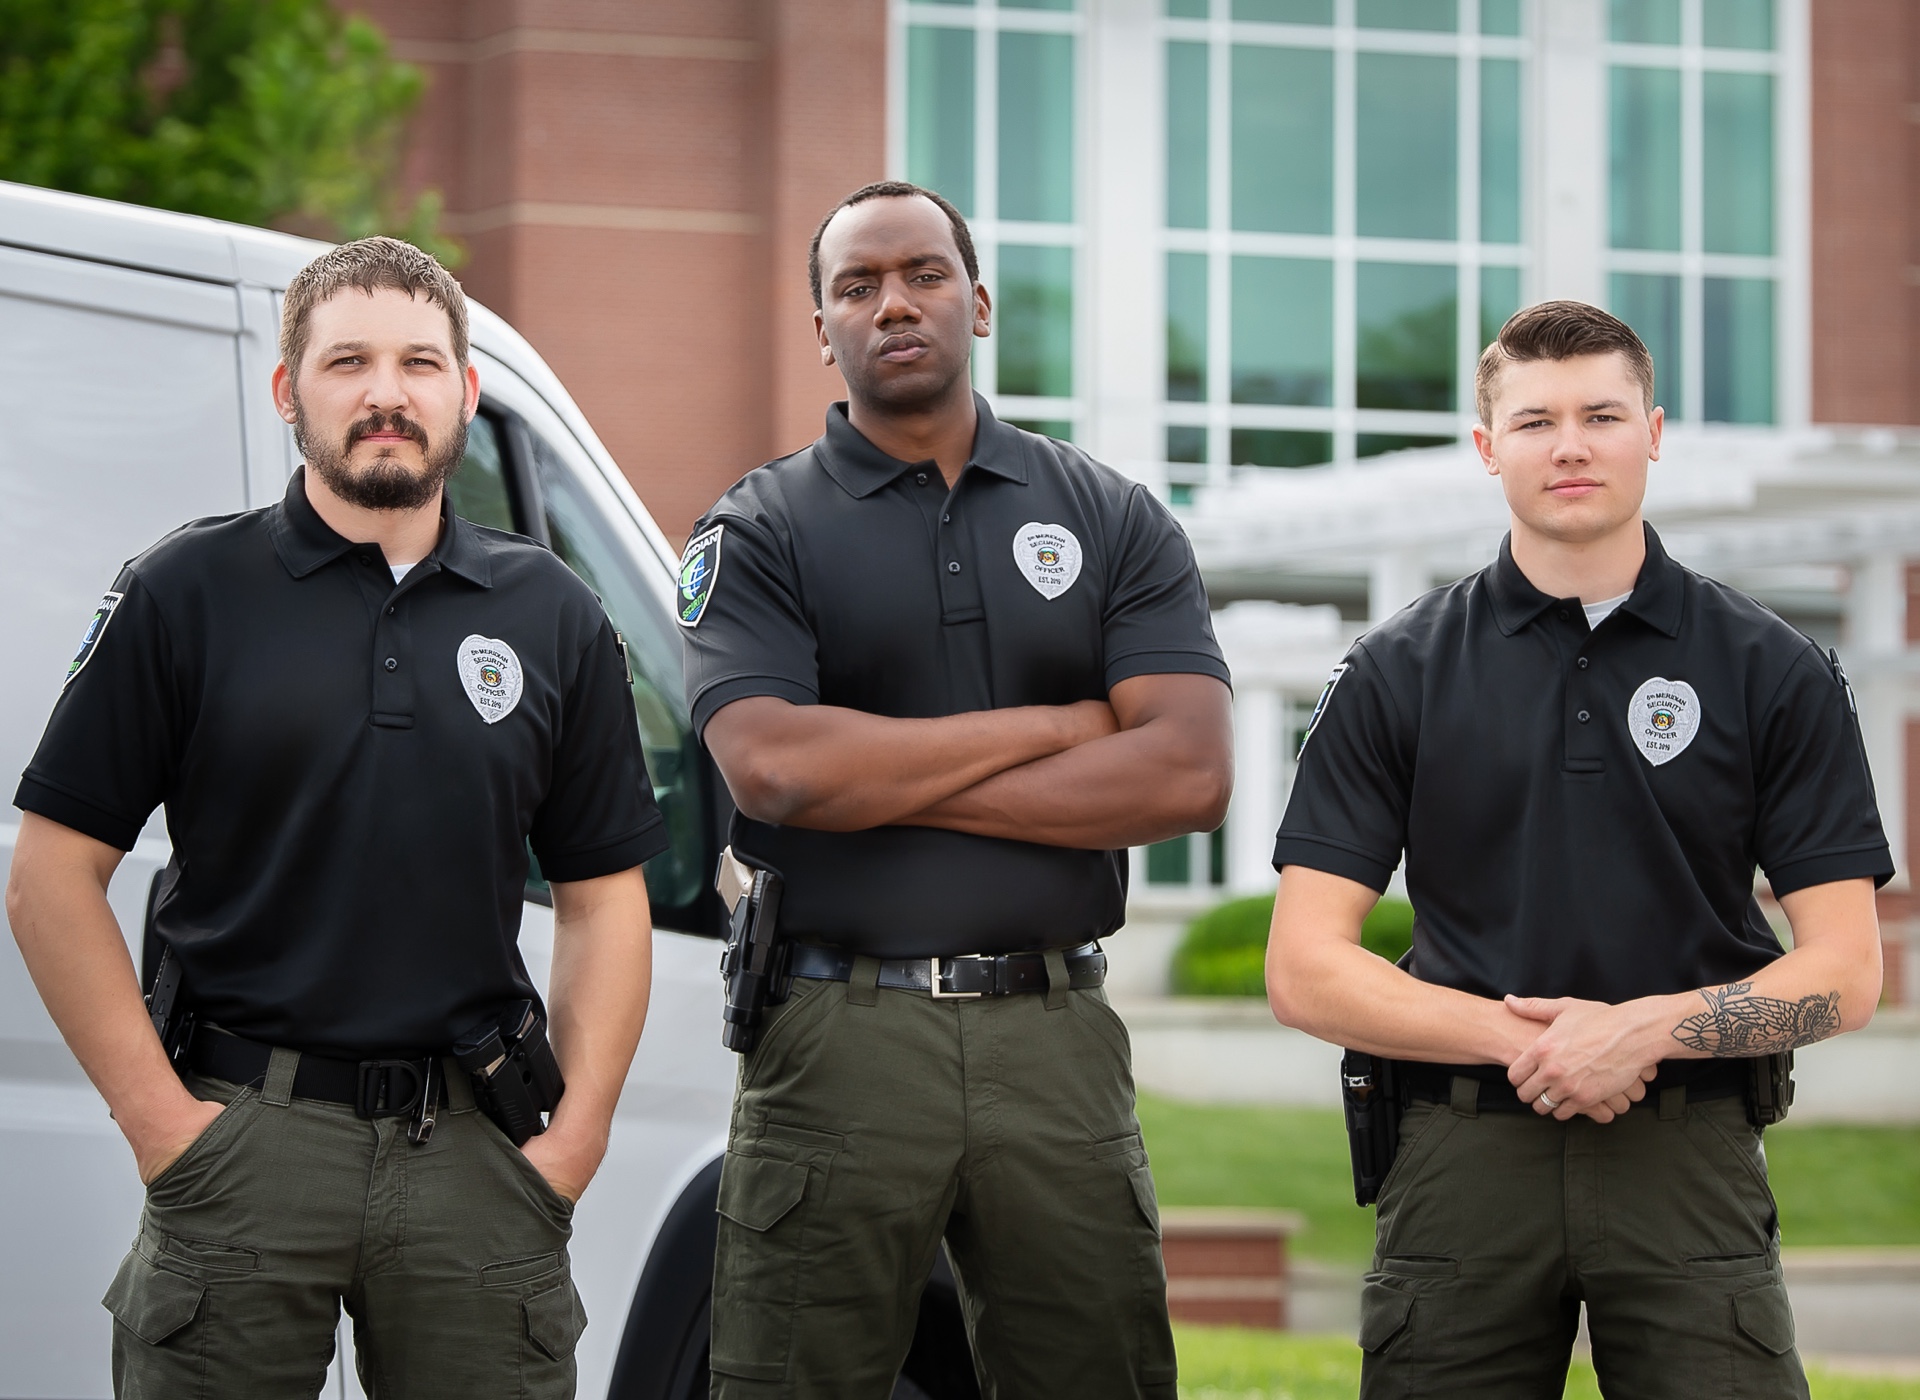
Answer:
[
  {"left": 1085, "top": 0, "right": 1162, "bottom": 474},
  {"left": 1229, "top": 684, "right": 1280, "bottom": 894},
  {"left": 1370, "top": 548, "right": 1428, "bottom": 625},
  {"left": 1532, "top": 0, "right": 1606, "bottom": 305},
  {"left": 1847, "top": 553, "right": 1907, "bottom": 886}
]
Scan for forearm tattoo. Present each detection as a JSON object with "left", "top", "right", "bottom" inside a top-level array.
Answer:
[{"left": 1671, "top": 981, "right": 1842, "bottom": 1056}]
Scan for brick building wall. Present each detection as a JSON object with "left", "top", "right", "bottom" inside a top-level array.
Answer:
[
  {"left": 352, "top": 1, "right": 888, "bottom": 546},
  {"left": 1810, "top": 0, "right": 1920, "bottom": 427}
]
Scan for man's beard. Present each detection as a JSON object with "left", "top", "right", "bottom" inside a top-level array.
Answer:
[{"left": 297, "top": 401, "right": 468, "bottom": 512}]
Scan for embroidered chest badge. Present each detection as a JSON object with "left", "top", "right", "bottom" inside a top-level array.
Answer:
[
  {"left": 1013, "top": 522, "right": 1083, "bottom": 600},
  {"left": 1628, "top": 676, "right": 1700, "bottom": 766},
  {"left": 677, "top": 523, "right": 723, "bottom": 628},
  {"left": 458, "top": 635, "right": 524, "bottom": 724}
]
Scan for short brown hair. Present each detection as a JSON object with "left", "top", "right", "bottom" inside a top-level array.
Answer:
[
  {"left": 280, "top": 236, "right": 469, "bottom": 378},
  {"left": 808, "top": 180, "right": 979, "bottom": 309},
  {"left": 1474, "top": 300, "right": 1655, "bottom": 427}
]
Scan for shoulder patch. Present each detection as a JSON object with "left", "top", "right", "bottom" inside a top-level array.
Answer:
[
  {"left": 65, "top": 591, "right": 125, "bottom": 688},
  {"left": 1297, "top": 662, "right": 1349, "bottom": 758},
  {"left": 677, "top": 523, "right": 723, "bottom": 628}
]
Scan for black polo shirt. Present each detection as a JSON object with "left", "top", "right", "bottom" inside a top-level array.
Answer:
[
  {"left": 1275, "top": 525, "right": 1891, "bottom": 1023},
  {"left": 682, "top": 396, "right": 1229, "bottom": 957},
  {"left": 15, "top": 469, "right": 667, "bottom": 1058}
]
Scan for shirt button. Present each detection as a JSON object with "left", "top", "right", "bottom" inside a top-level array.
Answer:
[
  {"left": 941, "top": 513, "right": 951, "bottom": 523},
  {"left": 1577, "top": 709, "right": 1590, "bottom": 723},
  {"left": 1577, "top": 656, "right": 1589, "bottom": 669},
  {"left": 384, "top": 657, "right": 398, "bottom": 672},
  {"left": 386, "top": 605, "right": 396, "bottom": 616},
  {"left": 947, "top": 561, "right": 961, "bottom": 574},
  {"left": 358, "top": 555, "right": 373, "bottom": 567},
  {"left": 916, "top": 472, "right": 929, "bottom": 486},
  {"left": 1557, "top": 608, "right": 1569, "bottom": 620}
]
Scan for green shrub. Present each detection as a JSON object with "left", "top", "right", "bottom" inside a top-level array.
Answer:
[{"left": 1168, "top": 892, "right": 1415, "bottom": 996}]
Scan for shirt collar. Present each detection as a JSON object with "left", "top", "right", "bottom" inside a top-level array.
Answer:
[
  {"left": 267, "top": 467, "right": 493, "bottom": 587},
  {"left": 816, "top": 392, "right": 1030, "bottom": 499},
  {"left": 1484, "top": 521, "right": 1682, "bottom": 638}
]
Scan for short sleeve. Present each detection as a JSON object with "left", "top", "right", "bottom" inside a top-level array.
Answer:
[
  {"left": 682, "top": 514, "right": 820, "bottom": 737},
  {"left": 1270, "top": 644, "right": 1412, "bottom": 892},
  {"left": 1753, "top": 647, "right": 1893, "bottom": 897},
  {"left": 1101, "top": 486, "right": 1231, "bottom": 689},
  {"left": 530, "top": 618, "right": 668, "bottom": 883},
  {"left": 14, "top": 569, "right": 182, "bottom": 850}
]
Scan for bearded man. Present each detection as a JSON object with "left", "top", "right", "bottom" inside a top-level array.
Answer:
[{"left": 7, "top": 237, "right": 666, "bottom": 1398}]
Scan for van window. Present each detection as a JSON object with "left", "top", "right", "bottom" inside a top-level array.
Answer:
[
  {"left": 531, "top": 436, "right": 710, "bottom": 924},
  {"left": 445, "top": 413, "right": 516, "bottom": 533}
]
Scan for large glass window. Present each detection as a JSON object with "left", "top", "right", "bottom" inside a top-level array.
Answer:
[
  {"left": 1356, "top": 54, "right": 1456, "bottom": 241},
  {"left": 901, "top": 2, "right": 1083, "bottom": 437},
  {"left": 1163, "top": 0, "right": 1525, "bottom": 482},
  {"left": 1232, "top": 45, "right": 1334, "bottom": 236},
  {"left": 1606, "top": 0, "right": 1780, "bottom": 422}
]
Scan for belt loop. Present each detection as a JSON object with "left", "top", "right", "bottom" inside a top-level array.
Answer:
[
  {"left": 1659, "top": 1085, "right": 1686, "bottom": 1121},
  {"left": 1448, "top": 1075, "right": 1480, "bottom": 1118},
  {"left": 262, "top": 1046, "right": 299, "bottom": 1107},
  {"left": 1043, "top": 948, "right": 1070, "bottom": 1011},
  {"left": 848, "top": 955, "right": 881, "bottom": 1007},
  {"left": 442, "top": 1057, "right": 476, "bottom": 1112}
]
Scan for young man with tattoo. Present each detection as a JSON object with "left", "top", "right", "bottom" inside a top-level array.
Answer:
[{"left": 1265, "top": 301, "right": 1890, "bottom": 1400}]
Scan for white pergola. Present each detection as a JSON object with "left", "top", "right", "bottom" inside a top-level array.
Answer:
[{"left": 1174, "top": 425, "right": 1920, "bottom": 895}]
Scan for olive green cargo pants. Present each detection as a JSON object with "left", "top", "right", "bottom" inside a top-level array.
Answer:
[
  {"left": 710, "top": 967, "right": 1178, "bottom": 1400},
  {"left": 1361, "top": 1079, "right": 1808, "bottom": 1400},
  {"left": 105, "top": 1047, "right": 586, "bottom": 1399}
]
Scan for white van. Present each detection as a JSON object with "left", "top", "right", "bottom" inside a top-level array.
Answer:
[{"left": 0, "top": 182, "right": 971, "bottom": 1400}]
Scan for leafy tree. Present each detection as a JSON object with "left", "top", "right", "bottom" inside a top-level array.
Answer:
[{"left": 0, "top": 0, "right": 456, "bottom": 261}]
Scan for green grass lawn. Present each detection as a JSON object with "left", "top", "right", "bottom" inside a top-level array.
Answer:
[
  {"left": 1137, "top": 1095, "right": 1920, "bottom": 1264},
  {"left": 1173, "top": 1327, "right": 1920, "bottom": 1398}
]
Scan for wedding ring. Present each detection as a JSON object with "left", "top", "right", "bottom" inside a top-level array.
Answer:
[{"left": 1538, "top": 1092, "right": 1558, "bottom": 1110}]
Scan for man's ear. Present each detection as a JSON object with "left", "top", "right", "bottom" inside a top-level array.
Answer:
[
  {"left": 462, "top": 362, "right": 481, "bottom": 423},
  {"left": 814, "top": 309, "right": 835, "bottom": 368},
  {"left": 271, "top": 362, "right": 297, "bottom": 426},
  {"left": 1646, "top": 404, "right": 1664, "bottom": 462},
  {"left": 973, "top": 281, "right": 992, "bottom": 338},
  {"left": 1471, "top": 422, "right": 1499, "bottom": 476}
]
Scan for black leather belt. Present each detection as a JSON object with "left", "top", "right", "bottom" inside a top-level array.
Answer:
[
  {"left": 188, "top": 1025, "right": 443, "bottom": 1119},
  {"left": 786, "top": 942, "right": 1106, "bottom": 997},
  {"left": 1400, "top": 1060, "right": 1748, "bottom": 1114}
]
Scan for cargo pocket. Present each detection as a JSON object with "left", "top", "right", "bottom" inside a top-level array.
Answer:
[
  {"left": 1358, "top": 1280, "right": 1415, "bottom": 1354},
  {"left": 524, "top": 1278, "right": 588, "bottom": 1362},
  {"left": 710, "top": 1152, "right": 815, "bottom": 1383},
  {"left": 1128, "top": 1164, "right": 1162, "bottom": 1237},
  {"left": 103, "top": 1249, "right": 206, "bottom": 1347},
  {"left": 1733, "top": 1281, "right": 1796, "bottom": 1356}
]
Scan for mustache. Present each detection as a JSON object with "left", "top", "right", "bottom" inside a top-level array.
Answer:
[{"left": 346, "top": 411, "right": 430, "bottom": 451}]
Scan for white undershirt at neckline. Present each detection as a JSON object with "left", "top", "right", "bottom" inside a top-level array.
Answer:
[
  {"left": 390, "top": 562, "right": 417, "bottom": 584},
  {"left": 1583, "top": 591, "right": 1631, "bottom": 629}
]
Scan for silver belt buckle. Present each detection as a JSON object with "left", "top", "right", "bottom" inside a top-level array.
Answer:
[{"left": 927, "top": 955, "right": 983, "bottom": 999}]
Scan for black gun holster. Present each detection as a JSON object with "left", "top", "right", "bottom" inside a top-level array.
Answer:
[
  {"left": 1747, "top": 1050, "right": 1795, "bottom": 1127},
  {"left": 451, "top": 1001, "right": 565, "bottom": 1147},
  {"left": 1340, "top": 1049, "right": 1404, "bottom": 1207},
  {"left": 716, "top": 846, "right": 789, "bottom": 1055}
]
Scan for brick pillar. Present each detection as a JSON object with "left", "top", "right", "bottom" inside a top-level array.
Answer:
[
  {"left": 349, "top": 1, "right": 889, "bottom": 546},
  {"left": 1809, "top": 0, "right": 1919, "bottom": 425}
]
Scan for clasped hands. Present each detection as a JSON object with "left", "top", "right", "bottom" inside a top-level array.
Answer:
[{"left": 1500, "top": 994, "right": 1670, "bottom": 1123}]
